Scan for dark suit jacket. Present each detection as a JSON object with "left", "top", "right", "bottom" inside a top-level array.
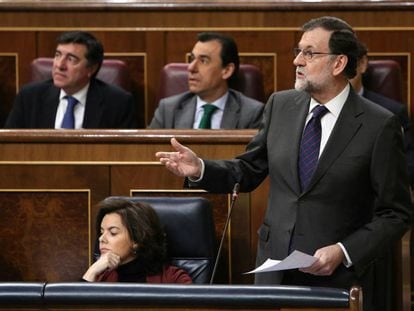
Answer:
[
  {"left": 5, "top": 79, "right": 137, "bottom": 129},
  {"left": 363, "top": 88, "right": 414, "bottom": 185},
  {"left": 148, "top": 89, "right": 264, "bottom": 129},
  {"left": 190, "top": 87, "right": 412, "bottom": 310}
]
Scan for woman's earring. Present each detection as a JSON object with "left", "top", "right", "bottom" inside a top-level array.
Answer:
[{"left": 132, "top": 243, "right": 138, "bottom": 255}]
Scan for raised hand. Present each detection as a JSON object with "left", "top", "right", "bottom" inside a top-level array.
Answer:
[
  {"left": 156, "top": 137, "right": 203, "bottom": 178},
  {"left": 82, "top": 251, "right": 121, "bottom": 282}
]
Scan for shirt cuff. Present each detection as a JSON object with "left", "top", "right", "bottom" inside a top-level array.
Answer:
[
  {"left": 188, "top": 158, "right": 205, "bottom": 183},
  {"left": 337, "top": 242, "right": 353, "bottom": 268}
]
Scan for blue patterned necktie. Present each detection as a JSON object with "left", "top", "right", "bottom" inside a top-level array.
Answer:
[
  {"left": 198, "top": 104, "right": 218, "bottom": 129},
  {"left": 61, "top": 96, "right": 78, "bottom": 129},
  {"left": 298, "top": 105, "right": 329, "bottom": 191}
]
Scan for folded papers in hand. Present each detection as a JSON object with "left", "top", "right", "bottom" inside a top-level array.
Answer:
[{"left": 245, "top": 250, "right": 317, "bottom": 274}]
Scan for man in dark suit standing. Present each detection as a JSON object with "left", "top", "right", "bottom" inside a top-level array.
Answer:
[
  {"left": 149, "top": 32, "right": 264, "bottom": 129},
  {"left": 350, "top": 40, "right": 414, "bottom": 186},
  {"left": 156, "top": 16, "right": 412, "bottom": 311},
  {"left": 5, "top": 31, "right": 137, "bottom": 129}
]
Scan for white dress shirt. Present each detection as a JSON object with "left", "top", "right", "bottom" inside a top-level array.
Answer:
[
  {"left": 305, "top": 84, "right": 353, "bottom": 267},
  {"left": 193, "top": 92, "right": 228, "bottom": 129},
  {"left": 55, "top": 83, "right": 89, "bottom": 129}
]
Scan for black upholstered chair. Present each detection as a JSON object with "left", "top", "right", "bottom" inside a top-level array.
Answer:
[
  {"left": 30, "top": 57, "right": 132, "bottom": 92},
  {"left": 156, "top": 63, "right": 266, "bottom": 104},
  {"left": 98, "top": 196, "right": 217, "bottom": 284}
]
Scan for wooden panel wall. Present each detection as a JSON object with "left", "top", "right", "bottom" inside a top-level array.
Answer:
[
  {"left": 0, "top": 1, "right": 411, "bottom": 307},
  {"left": 0, "top": 2, "right": 413, "bottom": 127},
  {"left": 0, "top": 130, "right": 262, "bottom": 284}
]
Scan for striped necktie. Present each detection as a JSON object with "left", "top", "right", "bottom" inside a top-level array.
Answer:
[{"left": 298, "top": 105, "right": 329, "bottom": 191}]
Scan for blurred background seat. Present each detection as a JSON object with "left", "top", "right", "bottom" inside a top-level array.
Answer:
[{"left": 363, "top": 59, "right": 402, "bottom": 103}]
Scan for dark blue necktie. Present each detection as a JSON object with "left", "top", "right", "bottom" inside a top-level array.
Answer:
[
  {"left": 298, "top": 105, "right": 329, "bottom": 191},
  {"left": 61, "top": 96, "right": 78, "bottom": 129}
]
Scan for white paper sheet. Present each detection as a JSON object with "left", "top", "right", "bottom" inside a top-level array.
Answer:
[{"left": 245, "top": 250, "right": 317, "bottom": 274}]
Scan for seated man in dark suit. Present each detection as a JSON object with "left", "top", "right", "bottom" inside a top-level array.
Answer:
[
  {"left": 5, "top": 31, "right": 137, "bottom": 129},
  {"left": 149, "top": 32, "right": 264, "bottom": 129},
  {"left": 350, "top": 41, "right": 414, "bottom": 185}
]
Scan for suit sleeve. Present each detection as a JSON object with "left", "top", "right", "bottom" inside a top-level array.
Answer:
[
  {"left": 247, "top": 101, "right": 265, "bottom": 129},
  {"left": 191, "top": 96, "right": 272, "bottom": 193},
  {"left": 148, "top": 100, "right": 166, "bottom": 129},
  {"left": 341, "top": 115, "right": 413, "bottom": 276},
  {"left": 397, "top": 105, "right": 414, "bottom": 185},
  {"left": 4, "top": 91, "right": 26, "bottom": 128}
]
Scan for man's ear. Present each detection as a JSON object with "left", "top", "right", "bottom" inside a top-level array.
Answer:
[
  {"left": 332, "top": 55, "right": 348, "bottom": 77},
  {"left": 87, "top": 64, "right": 99, "bottom": 78},
  {"left": 222, "top": 63, "right": 235, "bottom": 80},
  {"left": 359, "top": 55, "right": 369, "bottom": 74}
]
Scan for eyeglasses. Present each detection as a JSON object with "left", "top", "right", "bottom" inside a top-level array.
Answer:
[{"left": 293, "top": 48, "right": 339, "bottom": 61}]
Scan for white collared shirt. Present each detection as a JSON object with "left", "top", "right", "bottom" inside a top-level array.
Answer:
[
  {"left": 55, "top": 83, "right": 89, "bottom": 129},
  {"left": 193, "top": 92, "right": 229, "bottom": 129},
  {"left": 304, "top": 83, "right": 354, "bottom": 267}
]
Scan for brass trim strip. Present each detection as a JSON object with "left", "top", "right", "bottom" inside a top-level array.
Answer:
[
  {"left": 3, "top": 27, "right": 414, "bottom": 32},
  {"left": 130, "top": 189, "right": 207, "bottom": 194},
  {"left": 0, "top": 161, "right": 162, "bottom": 165}
]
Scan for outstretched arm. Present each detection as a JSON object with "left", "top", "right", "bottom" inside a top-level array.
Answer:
[{"left": 156, "top": 138, "right": 203, "bottom": 178}]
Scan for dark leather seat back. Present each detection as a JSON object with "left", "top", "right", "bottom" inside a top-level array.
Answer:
[
  {"left": 363, "top": 59, "right": 402, "bottom": 102},
  {"left": 102, "top": 196, "right": 216, "bottom": 284},
  {"left": 30, "top": 57, "right": 132, "bottom": 92},
  {"left": 157, "top": 63, "right": 265, "bottom": 103}
]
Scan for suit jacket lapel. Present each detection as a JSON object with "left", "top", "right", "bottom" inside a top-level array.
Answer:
[
  {"left": 287, "top": 92, "right": 311, "bottom": 194},
  {"left": 83, "top": 80, "right": 104, "bottom": 128},
  {"left": 305, "top": 90, "right": 364, "bottom": 192},
  {"left": 220, "top": 93, "right": 240, "bottom": 129},
  {"left": 175, "top": 97, "right": 197, "bottom": 128},
  {"left": 39, "top": 83, "right": 60, "bottom": 128}
]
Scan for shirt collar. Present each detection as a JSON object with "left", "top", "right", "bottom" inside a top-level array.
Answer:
[
  {"left": 196, "top": 92, "right": 229, "bottom": 111},
  {"left": 309, "top": 83, "right": 350, "bottom": 118},
  {"left": 59, "top": 83, "right": 90, "bottom": 106}
]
